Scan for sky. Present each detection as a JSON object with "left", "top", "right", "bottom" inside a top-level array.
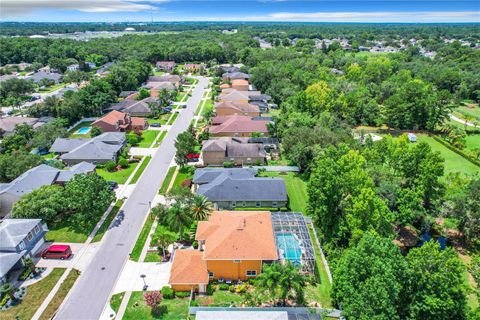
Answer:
[{"left": 1, "top": 0, "right": 479, "bottom": 23}]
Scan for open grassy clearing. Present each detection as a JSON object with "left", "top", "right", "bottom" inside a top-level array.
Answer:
[
  {"left": 465, "top": 134, "right": 480, "bottom": 151},
  {"left": 1, "top": 268, "right": 65, "bottom": 320},
  {"left": 259, "top": 171, "right": 308, "bottom": 213},
  {"left": 130, "top": 216, "right": 155, "bottom": 261},
  {"left": 158, "top": 166, "right": 176, "bottom": 194},
  {"left": 123, "top": 291, "right": 189, "bottom": 320},
  {"left": 96, "top": 161, "right": 140, "bottom": 184},
  {"left": 137, "top": 130, "right": 160, "bottom": 148},
  {"left": 454, "top": 104, "right": 480, "bottom": 120},
  {"left": 92, "top": 200, "right": 124, "bottom": 242},
  {"left": 416, "top": 134, "right": 479, "bottom": 176},
  {"left": 130, "top": 156, "right": 152, "bottom": 184},
  {"left": 39, "top": 269, "right": 80, "bottom": 320}
]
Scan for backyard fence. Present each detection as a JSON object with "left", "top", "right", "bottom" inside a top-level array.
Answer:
[{"left": 305, "top": 217, "right": 333, "bottom": 284}]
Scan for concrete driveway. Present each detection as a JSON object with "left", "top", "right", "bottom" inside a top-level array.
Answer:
[
  {"left": 35, "top": 242, "right": 100, "bottom": 272},
  {"left": 112, "top": 260, "right": 172, "bottom": 294}
]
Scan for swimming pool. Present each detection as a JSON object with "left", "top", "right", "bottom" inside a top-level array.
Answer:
[
  {"left": 75, "top": 127, "right": 91, "bottom": 135},
  {"left": 276, "top": 233, "right": 302, "bottom": 265}
]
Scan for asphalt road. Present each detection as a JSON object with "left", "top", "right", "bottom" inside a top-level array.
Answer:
[{"left": 55, "top": 77, "right": 208, "bottom": 320}]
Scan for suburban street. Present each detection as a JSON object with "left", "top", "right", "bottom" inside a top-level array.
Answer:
[{"left": 55, "top": 77, "right": 208, "bottom": 320}]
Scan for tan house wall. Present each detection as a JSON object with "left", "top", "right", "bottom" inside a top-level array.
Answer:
[
  {"left": 218, "top": 98, "right": 249, "bottom": 104},
  {"left": 171, "top": 284, "right": 199, "bottom": 292},
  {"left": 202, "top": 150, "right": 226, "bottom": 165},
  {"left": 231, "top": 84, "right": 249, "bottom": 91},
  {"left": 206, "top": 260, "right": 261, "bottom": 281},
  {"left": 210, "top": 131, "right": 254, "bottom": 138}
]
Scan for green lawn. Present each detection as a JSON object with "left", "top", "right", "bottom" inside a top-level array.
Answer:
[
  {"left": 454, "top": 104, "right": 480, "bottom": 121},
  {"left": 465, "top": 134, "right": 480, "bottom": 151},
  {"left": 92, "top": 200, "right": 125, "bottom": 242},
  {"left": 39, "top": 269, "right": 80, "bottom": 320},
  {"left": 148, "top": 113, "right": 171, "bottom": 125},
  {"left": 110, "top": 292, "right": 125, "bottom": 314},
  {"left": 259, "top": 171, "right": 308, "bottom": 213},
  {"left": 176, "top": 92, "right": 187, "bottom": 102},
  {"left": 154, "top": 131, "right": 167, "bottom": 147},
  {"left": 41, "top": 152, "right": 56, "bottom": 159},
  {"left": 167, "top": 112, "right": 179, "bottom": 125},
  {"left": 153, "top": 71, "right": 165, "bottom": 76},
  {"left": 96, "top": 161, "right": 140, "bottom": 184},
  {"left": 144, "top": 251, "right": 163, "bottom": 262},
  {"left": 196, "top": 290, "right": 246, "bottom": 307},
  {"left": 130, "top": 216, "right": 155, "bottom": 261},
  {"left": 1, "top": 268, "right": 65, "bottom": 320},
  {"left": 417, "top": 134, "right": 479, "bottom": 176},
  {"left": 306, "top": 225, "right": 333, "bottom": 308},
  {"left": 138, "top": 131, "right": 160, "bottom": 148},
  {"left": 159, "top": 167, "right": 177, "bottom": 194},
  {"left": 130, "top": 156, "right": 152, "bottom": 184},
  {"left": 201, "top": 100, "right": 213, "bottom": 117},
  {"left": 46, "top": 205, "right": 108, "bottom": 243},
  {"left": 38, "top": 83, "right": 66, "bottom": 93},
  {"left": 171, "top": 166, "right": 194, "bottom": 190},
  {"left": 123, "top": 292, "right": 189, "bottom": 320}
]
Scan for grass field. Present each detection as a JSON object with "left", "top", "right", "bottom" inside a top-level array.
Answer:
[
  {"left": 144, "top": 251, "right": 162, "bottom": 262},
  {"left": 167, "top": 112, "right": 179, "bottom": 125},
  {"left": 1, "top": 268, "right": 65, "bottom": 320},
  {"left": 154, "top": 131, "right": 167, "bottom": 147},
  {"left": 123, "top": 292, "right": 189, "bottom": 320},
  {"left": 201, "top": 100, "right": 213, "bottom": 117},
  {"left": 454, "top": 104, "right": 480, "bottom": 120},
  {"left": 171, "top": 166, "right": 194, "bottom": 191},
  {"left": 92, "top": 200, "right": 124, "bottom": 242},
  {"left": 259, "top": 171, "right": 308, "bottom": 213},
  {"left": 196, "top": 290, "right": 246, "bottom": 307},
  {"left": 96, "top": 161, "right": 140, "bottom": 184},
  {"left": 110, "top": 292, "right": 125, "bottom": 313},
  {"left": 39, "top": 269, "right": 80, "bottom": 320},
  {"left": 138, "top": 131, "right": 160, "bottom": 148},
  {"left": 158, "top": 167, "right": 177, "bottom": 194},
  {"left": 130, "top": 216, "right": 155, "bottom": 261},
  {"left": 417, "top": 134, "right": 479, "bottom": 176},
  {"left": 306, "top": 225, "right": 332, "bottom": 308},
  {"left": 130, "top": 156, "right": 152, "bottom": 184},
  {"left": 38, "top": 83, "right": 65, "bottom": 93},
  {"left": 465, "top": 134, "right": 480, "bottom": 151}
]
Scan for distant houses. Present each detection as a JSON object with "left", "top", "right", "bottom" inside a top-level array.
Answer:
[
  {"left": 214, "top": 101, "right": 260, "bottom": 117},
  {"left": 26, "top": 70, "right": 62, "bottom": 84},
  {"left": 0, "top": 116, "right": 52, "bottom": 136},
  {"left": 107, "top": 98, "right": 155, "bottom": 117},
  {"left": 210, "top": 115, "right": 269, "bottom": 137},
  {"left": 193, "top": 168, "right": 287, "bottom": 210},
  {"left": 50, "top": 132, "right": 126, "bottom": 165},
  {"left": 0, "top": 162, "right": 95, "bottom": 217},
  {"left": 156, "top": 61, "right": 176, "bottom": 72}
]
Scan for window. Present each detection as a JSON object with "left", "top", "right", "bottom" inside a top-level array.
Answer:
[
  {"left": 19, "top": 241, "right": 25, "bottom": 250},
  {"left": 208, "top": 272, "right": 214, "bottom": 278},
  {"left": 27, "top": 232, "right": 33, "bottom": 241},
  {"left": 272, "top": 202, "right": 278, "bottom": 208},
  {"left": 246, "top": 270, "right": 257, "bottom": 277},
  {"left": 255, "top": 202, "right": 261, "bottom": 207},
  {"left": 231, "top": 202, "right": 236, "bottom": 208},
  {"left": 34, "top": 225, "right": 40, "bottom": 233},
  {"left": 233, "top": 260, "right": 240, "bottom": 263}
]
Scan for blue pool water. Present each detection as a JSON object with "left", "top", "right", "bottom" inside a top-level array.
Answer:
[
  {"left": 276, "top": 233, "right": 302, "bottom": 265},
  {"left": 75, "top": 127, "right": 91, "bottom": 135}
]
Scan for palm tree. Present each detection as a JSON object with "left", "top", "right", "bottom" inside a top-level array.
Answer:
[
  {"left": 165, "top": 202, "right": 192, "bottom": 241},
  {"left": 189, "top": 195, "right": 213, "bottom": 221},
  {"left": 151, "top": 226, "right": 178, "bottom": 259},
  {"left": 255, "top": 262, "right": 306, "bottom": 306}
]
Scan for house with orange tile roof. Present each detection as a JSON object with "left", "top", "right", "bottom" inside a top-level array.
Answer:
[
  {"left": 214, "top": 101, "right": 260, "bottom": 117},
  {"left": 210, "top": 115, "right": 269, "bottom": 137},
  {"left": 92, "top": 110, "right": 148, "bottom": 132},
  {"left": 169, "top": 211, "right": 278, "bottom": 293}
]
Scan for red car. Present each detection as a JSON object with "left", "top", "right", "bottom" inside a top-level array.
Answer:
[
  {"left": 186, "top": 153, "right": 200, "bottom": 159},
  {"left": 41, "top": 245, "right": 72, "bottom": 260}
]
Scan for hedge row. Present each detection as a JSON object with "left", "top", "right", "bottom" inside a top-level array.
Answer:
[{"left": 432, "top": 135, "right": 480, "bottom": 167}]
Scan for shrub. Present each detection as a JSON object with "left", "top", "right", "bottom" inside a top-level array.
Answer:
[
  {"left": 105, "top": 161, "right": 116, "bottom": 172},
  {"left": 228, "top": 285, "right": 235, "bottom": 292},
  {"left": 235, "top": 284, "right": 247, "bottom": 293},
  {"left": 144, "top": 291, "right": 162, "bottom": 309},
  {"left": 0, "top": 294, "right": 10, "bottom": 307},
  {"left": 190, "top": 300, "right": 199, "bottom": 307},
  {"left": 175, "top": 291, "right": 190, "bottom": 298},
  {"left": 17, "top": 268, "right": 32, "bottom": 281},
  {"left": 206, "top": 283, "right": 215, "bottom": 295},
  {"left": 127, "top": 134, "right": 140, "bottom": 146},
  {"left": 118, "top": 158, "right": 129, "bottom": 169},
  {"left": 223, "top": 161, "right": 234, "bottom": 168},
  {"left": 90, "top": 126, "right": 102, "bottom": 137},
  {"left": 218, "top": 283, "right": 229, "bottom": 291},
  {"left": 161, "top": 286, "right": 174, "bottom": 299},
  {"left": 192, "top": 240, "right": 198, "bottom": 249}
]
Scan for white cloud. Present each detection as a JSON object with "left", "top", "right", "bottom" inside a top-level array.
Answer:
[
  {"left": 1, "top": 0, "right": 164, "bottom": 18},
  {"left": 262, "top": 11, "right": 480, "bottom": 22}
]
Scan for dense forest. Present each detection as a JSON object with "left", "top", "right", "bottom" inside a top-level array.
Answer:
[{"left": 1, "top": 23, "right": 479, "bottom": 319}]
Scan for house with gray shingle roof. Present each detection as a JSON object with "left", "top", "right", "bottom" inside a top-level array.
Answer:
[
  {"left": 0, "top": 218, "right": 47, "bottom": 284},
  {"left": 201, "top": 138, "right": 266, "bottom": 166},
  {"left": 0, "top": 162, "right": 95, "bottom": 217},
  {"left": 26, "top": 71, "right": 62, "bottom": 84},
  {"left": 193, "top": 168, "right": 287, "bottom": 210},
  {"left": 50, "top": 132, "right": 126, "bottom": 165}
]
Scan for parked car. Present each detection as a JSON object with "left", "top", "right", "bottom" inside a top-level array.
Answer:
[
  {"left": 150, "top": 122, "right": 161, "bottom": 127},
  {"left": 181, "top": 103, "right": 187, "bottom": 109},
  {"left": 108, "top": 181, "right": 118, "bottom": 190},
  {"left": 186, "top": 153, "right": 200, "bottom": 162},
  {"left": 41, "top": 245, "right": 72, "bottom": 260}
]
